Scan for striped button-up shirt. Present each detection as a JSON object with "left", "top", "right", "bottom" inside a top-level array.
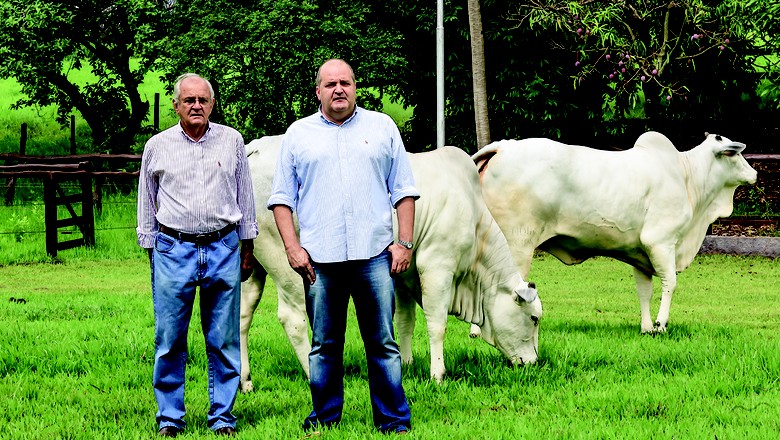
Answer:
[
  {"left": 268, "top": 107, "right": 419, "bottom": 263},
  {"left": 136, "top": 122, "right": 258, "bottom": 248}
]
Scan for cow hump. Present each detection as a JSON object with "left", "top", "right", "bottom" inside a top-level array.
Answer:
[{"left": 632, "top": 131, "right": 678, "bottom": 155}]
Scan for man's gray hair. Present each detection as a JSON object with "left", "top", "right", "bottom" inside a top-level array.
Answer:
[{"left": 173, "top": 73, "right": 215, "bottom": 102}]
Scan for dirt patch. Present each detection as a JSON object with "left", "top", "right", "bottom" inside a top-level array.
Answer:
[{"left": 709, "top": 222, "right": 778, "bottom": 237}]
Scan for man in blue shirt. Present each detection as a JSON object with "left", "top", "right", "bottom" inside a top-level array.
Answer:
[{"left": 268, "top": 59, "right": 418, "bottom": 434}]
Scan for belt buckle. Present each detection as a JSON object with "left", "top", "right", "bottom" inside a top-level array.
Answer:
[{"left": 195, "top": 233, "right": 209, "bottom": 244}]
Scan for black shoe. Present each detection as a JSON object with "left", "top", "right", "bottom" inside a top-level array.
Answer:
[
  {"left": 158, "top": 426, "right": 181, "bottom": 437},
  {"left": 215, "top": 426, "right": 236, "bottom": 436}
]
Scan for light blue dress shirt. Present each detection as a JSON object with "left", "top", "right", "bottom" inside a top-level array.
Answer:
[{"left": 267, "top": 107, "right": 419, "bottom": 263}]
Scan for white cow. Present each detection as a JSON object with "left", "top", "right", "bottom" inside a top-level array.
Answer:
[
  {"left": 471, "top": 131, "right": 757, "bottom": 334},
  {"left": 240, "top": 137, "right": 542, "bottom": 389}
]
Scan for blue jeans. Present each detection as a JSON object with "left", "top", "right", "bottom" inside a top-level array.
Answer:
[
  {"left": 303, "top": 250, "right": 411, "bottom": 433},
  {"left": 151, "top": 230, "right": 242, "bottom": 432}
]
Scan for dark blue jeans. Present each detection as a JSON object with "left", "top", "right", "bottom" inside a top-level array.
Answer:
[
  {"left": 151, "top": 230, "right": 241, "bottom": 432},
  {"left": 303, "top": 250, "right": 411, "bottom": 433}
]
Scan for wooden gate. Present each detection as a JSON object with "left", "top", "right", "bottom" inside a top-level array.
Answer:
[
  {"left": 1, "top": 154, "right": 141, "bottom": 258},
  {"left": 43, "top": 171, "right": 95, "bottom": 257}
]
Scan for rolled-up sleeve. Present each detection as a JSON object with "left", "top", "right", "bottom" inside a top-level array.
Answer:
[
  {"left": 387, "top": 125, "right": 420, "bottom": 207},
  {"left": 267, "top": 134, "right": 298, "bottom": 210}
]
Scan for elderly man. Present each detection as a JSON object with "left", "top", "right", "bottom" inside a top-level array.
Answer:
[{"left": 136, "top": 73, "right": 258, "bottom": 437}]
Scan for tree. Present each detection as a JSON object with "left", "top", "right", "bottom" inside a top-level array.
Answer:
[
  {"left": 0, "top": 0, "right": 170, "bottom": 153},
  {"left": 157, "top": 0, "right": 409, "bottom": 141},
  {"left": 512, "top": 0, "right": 780, "bottom": 146},
  {"left": 467, "top": 0, "right": 491, "bottom": 150}
]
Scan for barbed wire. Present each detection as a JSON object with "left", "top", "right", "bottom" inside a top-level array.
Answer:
[
  {"left": 1, "top": 198, "right": 138, "bottom": 235},
  {"left": 0, "top": 225, "right": 136, "bottom": 235},
  {"left": 3, "top": 200, "right": 136, "bottom": 207}
]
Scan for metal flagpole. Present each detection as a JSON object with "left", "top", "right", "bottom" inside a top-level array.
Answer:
[{"left": 436, "top": 0, "right": 445, "bottom": 148}]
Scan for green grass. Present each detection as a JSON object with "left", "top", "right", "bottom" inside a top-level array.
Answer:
[
  {"left": 1, "top": 252, "right": 778, "bottom": 439},
  {"left": 0, "top": 188, "right": 145, "bottom": 266}
]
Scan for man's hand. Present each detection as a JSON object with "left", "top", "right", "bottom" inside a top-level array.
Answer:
[
  {"left": 389, "top": 243, "right": 413, "bottom": 274},
  {"left": 240, "top": 240, "right": 256, "bottom": 282},
  {"left": 271, "top": 205, "right": 315, "bottom": 284},
  {"left": 286, "top": 245, "right": 316, "bottom": 285}
]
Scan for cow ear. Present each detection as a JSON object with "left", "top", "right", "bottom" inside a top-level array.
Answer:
[
  {"left": 514, "top": 283, "right": 538, "bottom": 304},
  {"left": 718, "top": 142, "right": 746, "bottom": 157}
]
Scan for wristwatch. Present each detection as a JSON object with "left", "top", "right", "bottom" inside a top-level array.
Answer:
[{"left": 398, "top": 240, "right": 414, "bottom": 249}]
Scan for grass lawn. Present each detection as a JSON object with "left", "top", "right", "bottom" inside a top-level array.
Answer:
[{"left": 0, "top": 253, "right": 778, "bottom": 439}]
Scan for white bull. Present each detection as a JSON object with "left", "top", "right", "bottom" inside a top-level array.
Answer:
[
  {"left": 471, "top": 131, "right": 757, "bottom": 334},
  {"left": 240, "top": 137, "right": 542, "bottom": 389}
]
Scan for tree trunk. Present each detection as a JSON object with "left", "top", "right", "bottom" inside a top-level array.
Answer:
[{"left": 467, "top": 0, "right": 491, "bottom": 151}]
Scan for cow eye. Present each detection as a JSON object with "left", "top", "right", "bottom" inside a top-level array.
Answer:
[
  {"left": 531, "top": 315, "right": 539, "bottom": 326},
  {"left": 715, "top": 135, "right": 722, "bottom": 141}
]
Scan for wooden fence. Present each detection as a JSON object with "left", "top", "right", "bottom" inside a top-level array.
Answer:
[
  {"left": 1, "top": 151, "right": 778, "bottom": 258},
  {"left": 0, "top": 154, "right": 141, "bottom": 257}
]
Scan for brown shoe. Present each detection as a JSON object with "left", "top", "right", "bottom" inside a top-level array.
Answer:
[
  {"left": 215, "top": 426, "right": 237, "bottom": 436},
  {"left": 158, "top": 426, "right": 181, "bottom": 437}
]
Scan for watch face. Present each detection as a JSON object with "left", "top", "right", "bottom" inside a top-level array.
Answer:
[{"left": 400, "top": 241, "right": 413, "bottom": 249}]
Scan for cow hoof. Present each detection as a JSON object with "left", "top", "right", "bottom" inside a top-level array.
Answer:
[{"left": 239, "top": 381, "right": 255, "bottom": 394}]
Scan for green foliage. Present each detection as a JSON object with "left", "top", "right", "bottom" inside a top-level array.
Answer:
[
  {"left": 1, "top": 0, "right": 778, "bottom": 155},
  {"left": 0, "top": 0, "right": 171, "bottom": 153},
  {"left": 157, "top": 0, "right": 408, "bottom": 141},
  {"left": 500, "top": 0, "right": 780, "bottom": 149},
  {"left": 0, "top": 70, "right": 177, "bottom": 156}
]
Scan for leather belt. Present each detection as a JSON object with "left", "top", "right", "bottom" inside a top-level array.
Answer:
[{"left": 159, "top": 224, "right": 236, "bottom": 244}]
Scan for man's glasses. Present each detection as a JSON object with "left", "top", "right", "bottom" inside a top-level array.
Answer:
[{"left": 180, "top": 97, "right": 212, "bottom": 106}]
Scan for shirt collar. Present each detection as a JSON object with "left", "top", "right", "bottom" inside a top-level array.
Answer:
[
  {"left": 178, "top": 122, "right": 212, "bottom": 143},
  {"left": 318, "top": 106, "right": 359, "bottom": 127}
]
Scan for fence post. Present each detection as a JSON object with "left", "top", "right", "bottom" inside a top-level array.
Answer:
[
  {"left": 20, "top": 122, "right": 27, "bottom": 155},
  {"left": 3, "top": 177, "right": 13, "bottom": 206},
  {"left": 93, "top": 175, "right": 103, "bottom": 216},
  {"left": 70, "top": 115, "right": 76, "bottom": 155},
  {"left": 43, "top": 174, "right": 58, "bottom": 258},
  {"left": 3, "top": 123, "right": 27, "bottom": 206},
  {"left": 81, "top": 175, "right": 95, "bottom": 247},
  {"left": 154, "top": 93, "right": 160, "bottom": 132}
]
